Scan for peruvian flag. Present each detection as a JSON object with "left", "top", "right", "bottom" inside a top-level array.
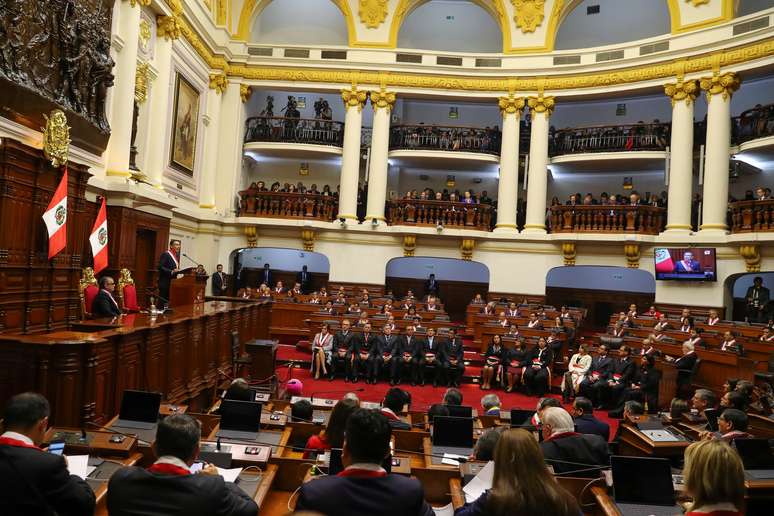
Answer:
[
  {"left": 89, "top": 198, "right": 108, "bottom": 274},
  {"left": 655, "top": 248, "right": 675, "bottom": 273},
  {"left": 42, "top": 168, "right": 68, "bottom": 259}
]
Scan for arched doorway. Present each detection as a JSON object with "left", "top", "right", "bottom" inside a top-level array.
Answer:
[
  {"left": 229, "top": 247, "right": 331, "bottom": 293},
  {"left": 726, "top": 272, "right": 774, "bottom": 322},
  {"left": 546, "top": 266, "right": 656, "bottom": 327},
  {"left": 385, "top": 257, "right": 489, "bottom": 321}
]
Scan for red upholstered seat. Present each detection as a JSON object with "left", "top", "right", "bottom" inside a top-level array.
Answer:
[
  {"left": 122, "top": 284, "right": 140, "bottom": 311},
  {"left": 84, "top": 285, "right": 99, "bottom": 315}
]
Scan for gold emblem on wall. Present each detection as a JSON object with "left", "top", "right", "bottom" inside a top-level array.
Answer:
[
  {"left": 512, "top": 0, "right": 547, "bottom": 34},
  {"left": 561, "top": 242, "right": 576, "bottom": 266},
  {"left": 687, "top": 0, "right": 710, "bottom": 6},
  {"left": 139, "top": 18, "right": 152, "bottom": 51},
  {"left": 209, "top": 73, "right": 228, "bottom": 94},
  {"left": 624, "top": 243, "right": 641, "bottom": 269},
  {"left": 460, "top": 239, "right": 475, "bottom": 261},
  {"left": 135, "top": 62, "right": 150, "bottom": 104},
  {"left": 301, "top": 229, "right": 316, "bottom": 252},
  {"left": 739, "top": 244, "right": 761, "bottom": 273},
  {"left": 244, "top": 226, "right": 258, "bottom": 247},
  {"left": 42, "top": 109, "right": 71, "bottom": 168},
  {"left": 403, "top": 235, "right": 416, "bottom": 257},
  {"left": 240, "top": 84, "right": 253, "bottom": 103},
  {"left": 359, "top": 0, "right": 389, "bottom": 29}
]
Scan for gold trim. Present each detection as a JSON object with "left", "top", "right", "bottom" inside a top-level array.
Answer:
[
  {"left": 135, "top": 62, "right": 150, "bottom": 104},
  {"left": 157, "top": 15, "right": 182, "bottom": 40},
  {"left": 494, "top": 223, "right": 518, "bottom": 228},
  {"left": 664, "top": 79, "right": 699, "bottom": 106},
  {"left": 106, "top": 170, "right": 133, "bottom": 178},
  {"left": 527, "top": 95, "right": 555, "bottom": 115},
  {"left": 523, "top": 224, "right": 546, "bottom": 229},
  {"left": 667, "top": 0, "right": 735, "bottom": 34},
  {"left": 240, "top": 84, "right": 253, "bottom": 103},
  {"left": 341, "top": 87, "right": 368, "bottom": 112},
  {"left": 699, "top": 223, "right": 728, "bottom": 230},
  {"left": 664, "top": 224, "right": 693, "bottom": 229},
  {"left": 336, "top": 214, "right": 359, "bottom": 220},
  {"left": 365, "top": 215, "right": 387, "bottom": 221},
  {"left": 209, "top": 73, "right": 228, "bottom": 94},
  {"left": 199, "top": 203, "right": 216, "bottom": 209},
  {"left": 370, "top": 88, "right": 396, "bottom": 111},
  {"left": 498, "top": 94, "right": 526, "bottom": 115},
  {"left": 700, "top": 72, "right": 740, "bottom": 101}
]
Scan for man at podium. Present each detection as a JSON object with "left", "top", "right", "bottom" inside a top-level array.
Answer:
[{"left": 158, "top": 239, "right": 181, "bottom": 308}]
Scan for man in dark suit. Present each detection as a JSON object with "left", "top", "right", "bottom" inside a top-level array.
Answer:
[
  {"left": 260, "top": 263, "right": 272, "bottom": 288},
  {"left": 107, "top": 414, "right": 257, "bottom": 516},
  {"left": 211, "top": 264, "right": 227, "bottom": 296},
  {"left": 674, "top": 250, "right": 700, "bottom": 273},
  {"left": 392, "top": 325, "right": 422, "bottom": 386},
  {"left": 380, "top": 388, "right": 412, "bottom": 431},
  {"left": 579, "top": 344, "right": 614, "bottom": 407},
  {"left": 296, "top": 265, "right": 312, "bottom": 294},
  {"left": 0, "top": 393, "right": 95, "bottom": 516},
  {"left": 441, "top": 328, "right": 465, "bottom": 387},
  {"left": 416, "top": 327, "right": 443, "bottom": 387},
  {"left": 331, "top": 319, "right": 357, "bottom": 381},
  {"left": 373, "top": 324, "right": 397, "bottom": 383},
  {"left": 92, "top": 275, "right": 122, "bottom": 317},
  {"left": 598, "top": 346, "right": 635, "bottom": 409},
  {"left": 571, "top": 397, "right": 610, "bottom": 441},
  {"left": 157, "top": 239, "right": 181, "bottom": 308},
  {"left": 540, "top": 407, "right": 609, "bottom": 477},
  {"left": 424, "top": 273, "right": 439, "bottom": 297},
  {"left": 354, "top": 323, "right": 377, "bottom": 384},
  {"left": 746, "top": 276, "right": 770, "bottom": 323},
  {"left": 296, "top": 409, "right": 433, "bottom": 516}
]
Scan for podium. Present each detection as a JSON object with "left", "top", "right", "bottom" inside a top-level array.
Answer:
[{"left": 169, "top": 268, "right": 208, "bottom": 307}]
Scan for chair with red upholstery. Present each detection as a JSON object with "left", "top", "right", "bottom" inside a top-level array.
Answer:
[
  {"left": 79, "top": 267, "right": 99, "bottom": 319},
  {"left": 117, "top": 268, "right": 141, "bottom": 312}
]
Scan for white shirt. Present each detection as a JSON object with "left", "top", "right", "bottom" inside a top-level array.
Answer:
[
  {"left": 345, "top": 462, "right": 386, "bottom": 473},
  {"left": 154, "top": 455, "right": 190, "bottom": 472},
  {"left": 0, "top": 431, "right": 34, "bottom": 445}
]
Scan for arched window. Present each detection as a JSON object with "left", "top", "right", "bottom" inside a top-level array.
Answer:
[
  {"left": 251, "top": 0, "right": 348, "bottom": 46},
  {"left": 397, "top": 1, "right": 502, "bottom": 53}
]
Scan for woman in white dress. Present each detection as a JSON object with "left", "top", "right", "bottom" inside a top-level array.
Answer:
[
  {"left": 561, "top": 343, "right": 592, "bottom": 402},
  {"left": 311, "top": 323, "right": 334, "bottom": 379}
]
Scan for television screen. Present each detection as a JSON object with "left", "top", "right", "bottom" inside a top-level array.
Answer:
[{"left": 654, "top": 247, "right": 716, "bottom": 281}]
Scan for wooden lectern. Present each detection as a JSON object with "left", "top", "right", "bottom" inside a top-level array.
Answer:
[{"left": 169, "top": 268, "right": 208, "bottom": 307}]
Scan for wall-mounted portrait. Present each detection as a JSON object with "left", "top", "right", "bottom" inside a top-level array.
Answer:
[{"left": 169, "top": 73, "right": 200, "bottom": 176}]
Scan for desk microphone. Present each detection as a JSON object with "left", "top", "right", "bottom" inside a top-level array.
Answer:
[
  {"left": 182, "top": 253, "right": 200, "bottom": 267},
  {"left": 85, "top": 421, "right": 148, "bottom": 445},
  {"left": 144, "top": 288, "right": 172, "bottom": 313},
  {"left": 309, "top": 388, "right": 365, "bottom": 404}
]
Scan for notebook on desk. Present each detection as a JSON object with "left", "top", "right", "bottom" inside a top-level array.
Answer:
[
  {"left": 611, "top": 456, "right": 681, "bottom": 516},
  {"left": 733, "top": 438, "right": 774, "bottom": 480},
  {"left": 111, "top": 390, "right": 162, "bottom": 430},
  {"left": 217, "top": 400, "right": 262, "bottom": 441},
  {"left": 431, "top": 416, "right": 473, "bottom": 465}
]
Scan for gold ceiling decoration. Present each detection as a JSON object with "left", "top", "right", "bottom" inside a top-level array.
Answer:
[
  {"left": 512, "top": 0, "right": 547, "bottom": 33},
  {"left": 664, "top": 79, "right": 700, "bottom": 106},
  {"left": 699, "top": 71, "right": 740, "bottom": 101},
  {"left": 129, "top": 0, "right": 151, "bottom": 7},
  {"left": 359, "top": 0, "right": 389, "bottom": 29},
  {"left": 42, "top": 110, "right": 71, "bottom": 168},
  {"left": 209, "top": 73, "right": 229, "bottom": 94},
  {"left": 498, "top": 94, "right": 526, "bottom": 114},
  {"left": 157, "top": 15, "right": 182, "bottom": 40},
  {"left": 370, "top": 88, "right": 397, "bottom": 111},
  {"left": 341, "top": 87, "right": 368, "bottom": 111},
  {"left": 240, "top": 84, "right": 253, "bottom": 103}
]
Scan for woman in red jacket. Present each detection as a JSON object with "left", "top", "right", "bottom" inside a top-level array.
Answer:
[{"left": 303, "top": 398, "right": 359, "bottom": 459}]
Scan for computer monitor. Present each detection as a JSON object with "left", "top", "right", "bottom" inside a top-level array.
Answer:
[
  {"left": 219, "top": 400, "right": 262, "bottom": 433},
  {"left": 446, "top": 405, "right": 473, "bottom": 418},
  {"left": 118, "top": 390, "right": 162, "bottom": 423},
  {"left": 704, "top": 408, "right": 719, "bottom": 432},
  {"left": 733, "top": 438, "right": 774, "bottom": 469},
  {"left": 432, "top": 416, "right": 473, "bottom": 448},
  {"left": 611, "top": 456, "right": 675, "bottom": 507},
  {"left": 510, "top": 409, "right": 536, "bottom": 428}
]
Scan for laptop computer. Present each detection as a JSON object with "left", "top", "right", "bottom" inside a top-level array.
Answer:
[
  {"left": 446, "top": 405, "right": 473, "bottom": 418},
  {"left": 431, "top": 415, "right": 473, "bottom": 464},
  {"left": 510, "top": 409, "right": 536, "bottom": 428},
  {"left": 733, "top": 438, "right": 774, "bottom": 480},
  {"left": 611, "top": 456, "right": 681, "bottom": 516},
  {"left": 112, "top": 390, "right": 162, "bottom": 430},
  {"left": 217, "top": 400, "right": 262, "bottom": 441}
]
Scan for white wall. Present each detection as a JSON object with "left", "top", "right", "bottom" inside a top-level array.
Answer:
[
  {"left": 251, "top": 0, "right": 348, "bottom": 45},
  {"left": 386, "top": 256, "right": 489, "bottom": 282},
  {"left": 555, "top": 0, "right": 671, "bottom": 50},
  {"left": 400, "top": 98, "right": 501, "bottom": 127},
  {"left": 397, "top": 0, "right": 502, "bottom": 53},
  {"left": 237, "top": 247, "right": 331, "bottom": 272}
]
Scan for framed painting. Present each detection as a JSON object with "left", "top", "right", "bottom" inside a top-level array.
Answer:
[{"left": 169, "top": 73, "right": 200, "bottom": 176}]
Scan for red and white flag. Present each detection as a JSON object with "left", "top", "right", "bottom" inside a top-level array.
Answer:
[
  {"left": 42, "top": 168, "right": 68, "bottom": 259},
  {"left": 654, "top": 248, "right": 675, "bottom": 273},
  {"left": 89, "top": 198, "right": 108, "bottom": 274}
]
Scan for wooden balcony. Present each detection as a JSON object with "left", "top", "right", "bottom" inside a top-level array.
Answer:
[
  {"left": 238, "top": 191, "right": 338, "bottom": 221},
  {"left": 389, "top": 124, "right": 501, "bottom": 155},
  {"left": 549, "top": 205, "right": 665, "bottom": 234},
  {"left": 244, "top": 116, "right": 344, "bottom": 147},
  {"left": 550, "top": 122, "right": 670, "bottom": 156},
  {"left": 387, "top": 199, "right": 493, "bottom": 231},
  {"left": 730, "top": 199, "right": 774, "bottom": 233}
]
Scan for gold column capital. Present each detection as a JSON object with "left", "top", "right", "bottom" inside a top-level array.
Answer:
[
  {"left": 240, "top": 84, "right": 253, "bottom": 103},
  {"left": 244, "top": 226, "right": 258, "bottom": 247},
  {"left": 134, "top": 62, "right": 150, "bottom": 104},
  {"left": 561, "top": 242, "right": 576, "bottom": 266},
  {"left": 664, "top": 79, "right": 699, "bottom": 107},
  {"left": 498, "top": 95, "right": 526, "bottom": 115},
  {"left": 700, "top": 72, "right": 740, "bottom": 102},
  {"left": 460, "top": 239, "right": 475, "bottom": 261},
  {"left": 370, "top": 88, "right": 397, "bottom": 111},
  {"left": 301, "top": 229, "right": 316, "bottom": 252},
  {"left": 527, "top": 95, "right": 555, "bottom": 116},
  {"left": 129, "top": 0, "right": 152, "bottom": 7},
  {"left": 341, "top": 87, "right": 368, "bottom": 112},
  {"left": 403, "top": 235, "right": 416, "bottom": 257},
  {"left": 739, "top": 244, "right": 761, "bottom": 272},
  {"left": 209, "top": 73, "right": 228, "bottom": 94},
  {"left": 157, "top": 15, "right": 182, "bottom": 40},
  {"left": 624, "top": 243, "right": 641, "bottom": 269}
]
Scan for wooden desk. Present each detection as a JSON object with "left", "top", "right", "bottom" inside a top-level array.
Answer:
[
  {"left": 200, "top": 440, "right": 272, "bottom": 467},
  {"left": 91, "top": 453, "right": 145, "bottom": 516},
  {"left": 617, "top": 423, "right": 690, "bottom": 458},
  {"left": 45, "top": 427, "right": 137, "bottom": 457}
]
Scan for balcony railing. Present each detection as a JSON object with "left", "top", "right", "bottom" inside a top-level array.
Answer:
[
  {"left": 732, "top": 103, "right": 774, "bottom": 145},
  {"left": 389, "top": 125, "right": 502, "bottom": 154},
  {"left": 244, "top": 116, "right": 344, "bottom": 147},
  {"left": 730, "top": 199, "right": 774, "bottom": 233},
  {"left": 238, "top": 191, "right": 338, "bottom": 220},
  {"left": 549, "top": 122, "right": 671, "bottom": 156},
  {"left": 549, "top": 205, "right": 665, "bottom": 234},
  {"left": 387, "top": 199, "right": 493, "bottom": 231}
]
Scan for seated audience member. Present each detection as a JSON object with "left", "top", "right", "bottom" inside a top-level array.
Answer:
[
  {"left": 720, "top": 390, "right": 747, "bottom": 411},
  {"left": 296, "top": 409, "right": 434, "bottom": 516},
  {"left": 735, "top": 379, "right": 755, "bottom": 402},
  {"left": 331, "top": 319, "right": 357, "bottom": 382},
  {"left": 571, "top": 397, "right": 610, "bottom": 441},
  {"left": 427, "top": 404, "right": 450, "bottom": 428},
  {"left": 92, "top": 275, "right": 122, "bottom": 317},
  {"left": 471, "top": 427, "right": 505, "bottom": 462},
  {"left": 539, "top": 407, "right": 609, "bottom": 477},
  {"left": 599, "top": 346, "right": 635, "bottom": 409},
  {"left": 669, "top": 398, "right": 690, "bottom": 421},
  {"left": 759, "top": 327, "right": 774, "bottom": 342},
  {"left": 609, "top": 400, "right": 644, "bottom": 452},
  {"left": 343, "top": 392, "right": 361, "bottom": 405},
  {"left": 686, "top": 328, "right": 704, "bottom": 349},
  {"left": 505, "top": 324, "right": 520, "bottom": 338},
  {"left": 0, "top": 393, "right": 95, "bottom": 516},
  {"left": 654, "top": 313, "right": 670, "bottom": 331},
  {"left": 723, "top": 378, "right": 739, "bottom": 394},
  {"left": 107, "top": 414, "right": 257, "bottom": 516},
  {"left": 481, "top": 394, "right": 501, "bottom": 416},
  {"left": 526, "top": 313, "right": 543, "bottom": 329},
  {"left": 720, "top": 331, "right": 743, "bottom": 355},
  {"left": 682, "top": 440, "right": 746, "bottom": 516},
  {"left": 471, "top": 293, "right": 485, "bottom": 305},
  {"left": 506, "top": 302, "right": 520, "bottom": 317},
  {"left": 644, "top": 305, "right": 662, "bottom": 318},
  {"left": 291, "top": 399, "right": 313, "bottom": 423},
  {"left": 692, "top": 389, "right": 718, "bottom": 419},
  {"left": 481, "top": 335, "right": 504, "bottom": 390},
  {"left": 612, "top": 354, "right": 661, "bottom": 417},
  {"left": 456, "top": 429, "right": 580, "bottom": 516},
  {"left": 304, "top": 398, "right": 359, "bottom": 459},
  {"left": 523, "top": 337, "right": 553, "bottom": 397},
  {"left": 561, "top": 343, "right": 591, "bottom": 403},
  {"left": 579, "top": 344, "right": 613, "bottom": 408},
  {"left": 706, "top": 309, "right": 720, "bottom": 325},
  {"left": 442, "top": 328, "right": 465, "bottom": 388},
  {"left": 381, "top": 388, "right": 411, "bottom": 430},
  {"left": 502, "top": 339, "right": 528, "bottom": 393},
  {"left": 311, "top": 323, "right": 334, "bottom": 380},
  {"left": 480, "top": 301, "right": 497, "bottom": 315},
  {"left": 700, "top": 409, "right": 751, "bottom": 442},
  {"left": 496, "top": 311, "right": 509, "bottom": 327}
]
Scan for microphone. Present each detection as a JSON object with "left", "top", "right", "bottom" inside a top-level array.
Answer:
[
  {"left": 144, "top": 288, "right": 172, "bottom": 312},
  {"left": 182, "top": 253, "right": 199, "bottom": 267},
  {"left": 309, "top": 388, "right": 365, "bottom": 404},
  {"left": 85, "top": 421, "right": 148, "bottom": 445}
]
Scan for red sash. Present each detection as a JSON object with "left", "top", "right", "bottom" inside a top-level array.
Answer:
[
  {"left": 147, "top": 462, "right": 190, "bottom": 476},
  {"left": 403, "top": 351, "right": 413, "bottom": 361},
  {"left": 425, "top": 353, "right": 435, "bottom": 361},
  {"left": 612, "top": 373, "right": 622, "bottom": 381},
  {"left": 510, "top": 360, "right": 519, "bottom": 368},
  {"left": 337, "top": 468, "right": 387, "bottom": 478},
  {"left": 0, "top": 436, "right": 40, "bottom": 450},
  {"left": 591, "top": 371, "right": 601, "bottom": 379},
  {"left": 337, "top": 348, "right": 348, "bottom": 357}
]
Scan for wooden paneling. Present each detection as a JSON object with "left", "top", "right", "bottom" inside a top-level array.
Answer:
[{"left": 386, "top": 276, "right": 487, "bottom": 322}]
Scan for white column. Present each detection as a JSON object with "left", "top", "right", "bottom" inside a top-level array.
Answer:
[
  {"left": 700, "top": 73, "right": 740, "bottom": 233},
  {"left": 494, "top": 95, "right": 524, "bottom": 232},
  {"left": 214, "top": 82, "right": 246, "bottom": 215},
  {"left": 199, "top": 75, "right": 225, "bottom": 209},
  {"left": 337, "top": 87, "right": 367, "bottom": 221},
  {"left": 523, "top": 96, "right": 554, "bottom": 233},
  {"left": 365, "top": 89, "right": 396, "bottom": 223},
  {"left": 104, "top": 0, "right": 141, "bottom": 180},
  {"left": 143, "top": 29, "right": 173, "bottom": 187},
  {"left": 663, "top": 80, "right": 699, "bottom": 232}
]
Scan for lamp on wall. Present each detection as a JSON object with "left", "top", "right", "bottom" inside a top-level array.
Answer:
[
  {"left": 446, "top": 175, "right": 455, "bottom": 188},
  {"left": 299, "top": 162, "right": 309, "bottom": 176},
  {"left": 623, "top": 176, "right": 633, "bottom": 190}
]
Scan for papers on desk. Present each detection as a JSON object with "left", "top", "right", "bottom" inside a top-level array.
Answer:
[
  {"left": 66, "top": 455, "right": 96, "bottom": 480},
  {"left": 462, "top": 461, "right": 494, "bottom": 504},
  {"left": 217, "top": 467, "right": 243, "bottom": 483},
  {"left": 433, "top": 503, "right": 455, "bottom": 516},
  {"left": 641, "top": 429, "right": 682, "bottom": 442},
  {"left": 441, "top": 453, "right": 466, "bottom": 466}
]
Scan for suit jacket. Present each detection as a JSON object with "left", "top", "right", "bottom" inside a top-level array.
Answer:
[
  {"left": 528, "top": 347, "right": 553, "bottom": 369},
  {"left": 157, "top": 251, "right": 178, "bottom": 288},
  {"left": 92, "top": 289, "right": 122, "bottom": 317},
  {"left": 399, "top": 335, "right": 424, "bottom": 360},
  {"left": 260, "top": 268, "right": 273, "bottom": 287},
  {"left": 746, "top": 286, "right": 770, "bottom": 306},
  {"left": 333, "top": 330, "right": 357, "bottom": 358},
  {"left": 540, "top": 433, "right": 610, "bottom": 477},
  {"left": 441, "top": 337, "right": 464, "bottom": 363},
  {"left": 423, "top": 335, "right": 442, "bottom": 356},
  {"left": 0, "top": 442, "right": 95, "bottom": 516},
  {"left": 296, "top": 271, "right": 312, "bottom": 293},
  {"left": 376, "top": 335, "right": 397, "bottom": 357},
  {"left": 675, "top": 260, "right": 700, "bottom": 273},
  {"left": 295, "top": 472, "right": 434, "bottom": 516},
  {"left": 611, "top": 357, "right": 635, "bottom": 384},
  {"left": 355, "top": 333, "right": 377, "bottom": 358},
  {"left": 674, "top": 352, "right": 698, "bottom": 372},
  {"left": 573, "top": 414, "right": 610, "bottom": 441},
  {"left": 587, "top": 355, "right": 614, "bottom": 381},
  {"left": 212, "top": 272, "right": 227, "bottom": 295},
  {"left": 424, "top": 278, "right": 439, "bottom": 294},
  {"left": 106, "top": 466, "right": 257, "bottom": 516}
]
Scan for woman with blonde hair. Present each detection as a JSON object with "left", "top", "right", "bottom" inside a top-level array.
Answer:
[
  {"left": 455, "top": 429, "right": 579, "bottom": 516},
  {"left": 682, "top": 439, "right": 745, "bottom": 516}
]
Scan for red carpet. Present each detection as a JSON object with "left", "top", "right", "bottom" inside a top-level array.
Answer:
[{"left": 274, "top": 363, "right": 620, "bottom": 441}]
